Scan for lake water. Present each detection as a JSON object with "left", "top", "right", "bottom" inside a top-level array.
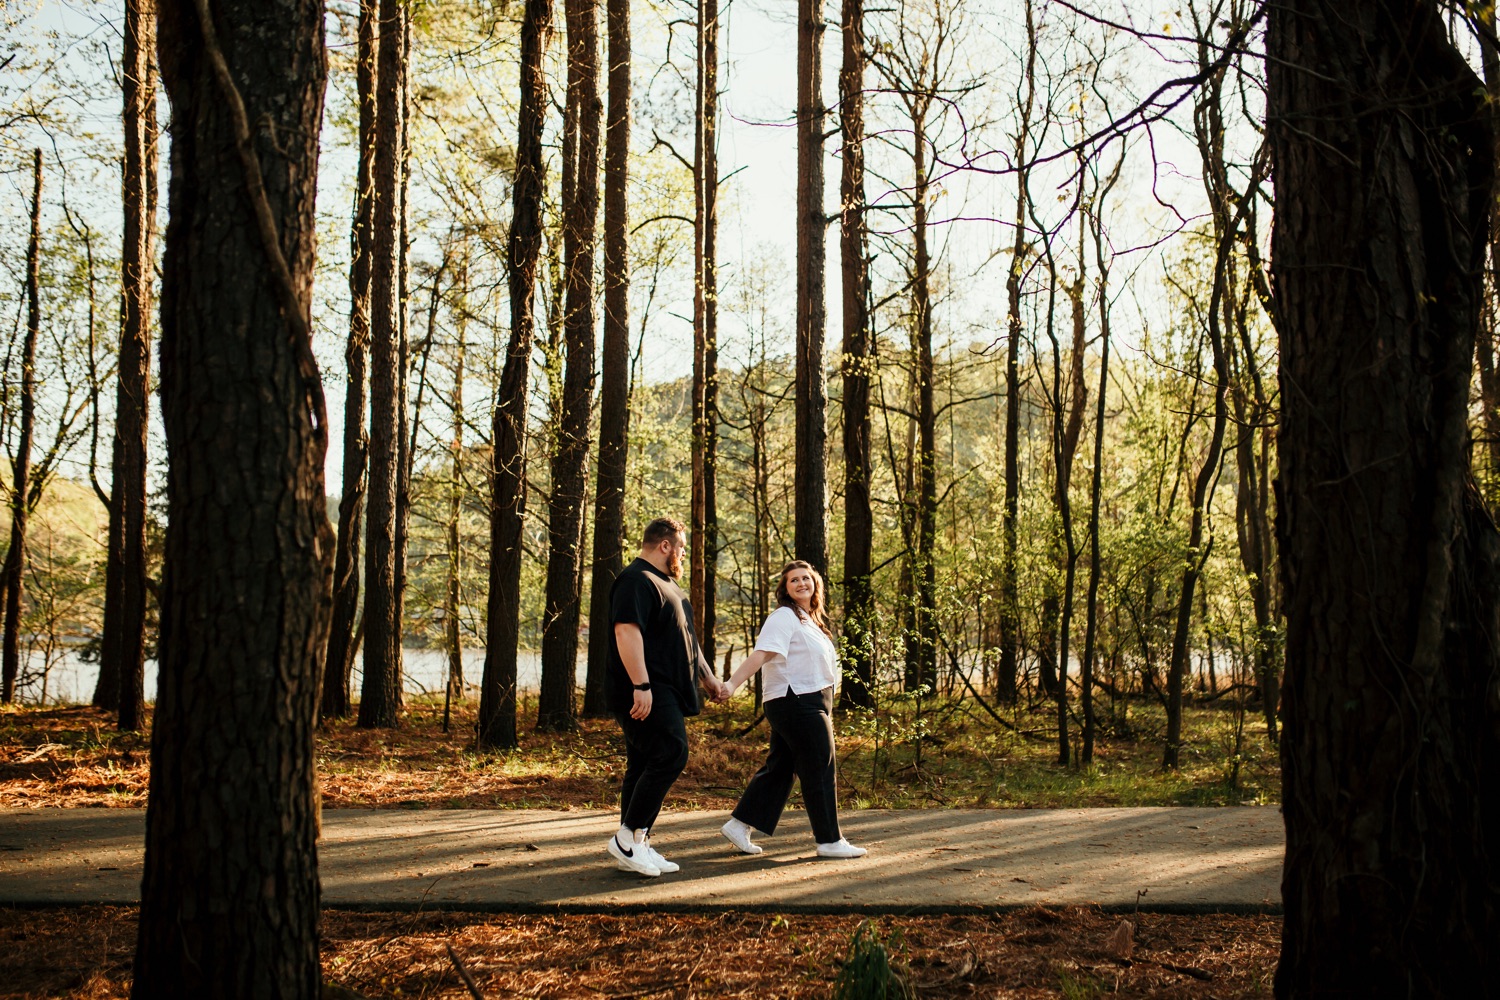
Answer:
[{"left": 8, "top": 647, "right": 588, "bottom": 707}]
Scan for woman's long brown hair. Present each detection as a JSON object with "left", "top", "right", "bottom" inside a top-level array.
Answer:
[{"left": 774, "top": 560, "right": 833, "bottom": 637}]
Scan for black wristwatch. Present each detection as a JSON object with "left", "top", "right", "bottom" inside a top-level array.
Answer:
[{"left": 633, "top": 682, "right": 652, "bottom": 691}]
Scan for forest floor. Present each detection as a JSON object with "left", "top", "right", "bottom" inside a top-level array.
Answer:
[
  {"left": 0, "top": 694, "right": 1280, "bottom": 812},
  {"left": 1, "top": 697, "right": 1282, "bottom": 998},
  {"left": 3, "top": 905, "right": 1281, "bottom": 999}
]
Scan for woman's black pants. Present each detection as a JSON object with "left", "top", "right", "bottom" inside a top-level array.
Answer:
[{"left": 731, "top": 686, "right": 841, "bottom": 844}]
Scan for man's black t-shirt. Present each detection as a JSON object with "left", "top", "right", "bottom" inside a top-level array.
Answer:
[{"left": 607, "top": 558, "right": 707, "bottom": 716}]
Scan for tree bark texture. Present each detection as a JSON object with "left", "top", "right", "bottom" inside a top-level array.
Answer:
[
  {"left": 691, "top": 0, "right": 720, "bottom": 669},
  {"left": 480, "top": 0, "right": 551, "bottom": 750},
  {"left": 538, "top": 0, "right": 601, "bottom": 733},
  {"left": 324, "top": 0, "right": 378, "bottom": 722},
  {"left": 794, "top": 0, "right": 827, "bottom": 574},
  {"left": 838, "top": 0, "right": 873, "bottom": 711},
  {"left": 1269, "top": 2, "right": 1500, "bottom": 993},
  {"left": 133, "top": 0, "right": 330, "bottom": 994},
  {"left": 1, "top": 150, "right": 42, "bottom": 706},
  {"left": 584, "top": 0, "right": 631, "bottom": 718},
  {"left": 358, "top": 0, "right": 407, "bottom": 729},
  {"left": 97, "top": 0, "right": 159, "bottom": 729}
]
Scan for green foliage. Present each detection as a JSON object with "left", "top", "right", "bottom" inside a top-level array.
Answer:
[
  {"left": 833, "top": 920, "right": 914, "bottom": 1000},
  {"left": 1056, "top": 965, "right": 1103, "bottom": 1000}
]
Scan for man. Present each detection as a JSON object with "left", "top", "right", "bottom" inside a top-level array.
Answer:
[{"left": 606, "top": 516, "right": 727, "bottom": 877}]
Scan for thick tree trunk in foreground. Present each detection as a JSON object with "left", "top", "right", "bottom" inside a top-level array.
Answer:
[
  {"left": 538, "top": 0, "right": 601, "bottom": 733},
  {"left": 1, "top": 150, "right": 42, "bottom": 706},
  {"left": 132, "top": 0, "right": 331, "bottom": 994},
  {"left": 98, "top": 0, "right": 158, "bottom": 729},
  {"left": 838, "top": 0, "right": 873, "bottom": 711},
  {"left": 794, "top": 0, "right": 827, "bottom": 573},
  {"left": 358, "top": 0, "right": 407, "bottom": 729},
  {"left": 584, "top": 0, "right": 631, "bottom": 718},
  {"left": 480, "top": 0, "right": 552, "bottom": 750},
  {"left": 1269, "top": 2, "right": 1500, "bottom": 993},
  {"left": 324, "top": 0, "right": 378, "bottom": 722}
]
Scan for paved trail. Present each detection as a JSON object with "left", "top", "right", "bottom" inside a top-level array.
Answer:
[{"left": 0, "top": 807, "right": 1283, "bottom": 914}]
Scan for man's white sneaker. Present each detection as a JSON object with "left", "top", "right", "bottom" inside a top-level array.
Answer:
[
  {"left": 643, "top": 838, "right": 680, "bottom": 873},
  {"left": 608, "top": 834, "right": 662, "bottom": 877},
  {"left": 816, "top": 838, "right": 868, "bottom": 859},
  {"left": 720, "top": 818, "right": 763, "bottom": 855}
]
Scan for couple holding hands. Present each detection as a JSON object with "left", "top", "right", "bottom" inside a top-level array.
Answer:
[{"left": 604, "top": 516, "right": 868, "bottom": 877}]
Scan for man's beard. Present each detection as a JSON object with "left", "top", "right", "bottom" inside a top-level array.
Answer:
[{"left": 669, "top": 551, "right": 683, "bottom": 578}]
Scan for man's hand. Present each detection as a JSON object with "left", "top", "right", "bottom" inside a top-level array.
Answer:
[
  {"left": 616, "top": 622, "right": 651, "bottom": 719},
  {"left": 710, "top": 679, "right": 732, "bottom": 703}
]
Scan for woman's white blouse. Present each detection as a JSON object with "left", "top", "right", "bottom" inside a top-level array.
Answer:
[{"left": 754, "top": 605, "right": 839, "bottom": 700}]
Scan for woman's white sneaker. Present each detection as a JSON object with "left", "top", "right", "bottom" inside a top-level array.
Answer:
[
  {"left": 816, "top": 838, "right": 868, "bottom": 859},
  {"left": 720, "top": 817, "right": 763, "bottom": 855},
  {"left": 608, "top": 834, "right": 662, "bottom": 876},
  {"left": 643, "top": 837, "right": 680, "bottom": 873}
]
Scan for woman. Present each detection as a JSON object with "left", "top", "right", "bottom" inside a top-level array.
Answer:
[{"left": 717, "top": 560, "right": 867, "bottom": 859}]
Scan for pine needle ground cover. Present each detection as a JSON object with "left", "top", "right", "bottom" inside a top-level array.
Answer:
[
  {"left": 0, "top": 698, "right": 1278, "bottom": 810},
  {"left": 0, "top": 905, "right": 1279, "bottom": 999}
]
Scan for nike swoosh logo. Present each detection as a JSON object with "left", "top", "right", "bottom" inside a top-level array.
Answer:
[{"left": 616, "top": 837, "right": 634, "bottom": 858}]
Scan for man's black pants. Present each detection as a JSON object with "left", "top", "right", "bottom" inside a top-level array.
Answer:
[
  {"left": 615, "top": 687, "right": 690, "bottom": 833},
  {"left": 731, "top": 686, "right": 841, "bottom": 844}
]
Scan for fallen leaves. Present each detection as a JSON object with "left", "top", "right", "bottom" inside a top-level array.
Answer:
[{"left": 0, "top": 906, "right": 1281, "bottom": 999}]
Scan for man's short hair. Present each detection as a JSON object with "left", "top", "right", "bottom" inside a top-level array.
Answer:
[{"left": 642, "top": 517, "right": 686, "bottom": 548}]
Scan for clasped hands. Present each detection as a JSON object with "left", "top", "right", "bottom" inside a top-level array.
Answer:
[{"left": 708, "top": 678, "right": 736, "bottom": 704}]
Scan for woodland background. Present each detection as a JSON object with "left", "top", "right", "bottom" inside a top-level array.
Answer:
[{"left": 0, "top": 0, "right": 1307, "bottom": 772}]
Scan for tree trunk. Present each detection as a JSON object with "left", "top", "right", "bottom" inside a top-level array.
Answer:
[
  {"left": 132, "top": 0, "right": 330, "bottom": 993},
  {"left": 794, "top": 0, "right": 827, "bottom": 573},
  {"left": 1162, "top": 331, "right": 1228, "bottom": 767},
  {"left": 838, "top": 0, "right": 873, "bottom": 711},
  {"left": 1, "top": 149, "right": 41, "bottom": 706},
  {"left": 1080, "top": 163, "right": 1120, "bottom": 765},
  {"left": 906, "top": 108, "right": 938, "bottom": 695},
  {"left": 358, "top": 0, "right": 407, "bottom": 730},
  {"left": 1163, "top": 80, "right": 1245, "bottom": 768},
  {"left": 392, "top": 8, "right": 413, "bottom": 705},
  {"left": 96, "top": 0, "right": 158, "bottom": 728},
  {"left": 538, "top": 0, "right": 600, "bottom": 733},
  {"left": 997, "top": 0, "right": 1037, "bottom": 705},
  {"left": 445, "top": 258, "right": 468, "bottom": 707},
  {"left": 1041, "top": 208, "right": 1089, "bottom": 767},
  {"left": 323, "top": 0, "right": 377, "bottom": 722},
  {"left": 1269, "top": 2, "right": 1500, "bottom": 992},
  {"left": 479, "top": 0, "right": 551, "bottom": 750},
  {"left": 582, "top": 0, "right": 630, "bottom": 719},
  {"left": 583, "top": 0, "right": 631, "bottom": 718},
  {"left": 691, "top": 0, "right": 720, "bottom": 668},
  {"left": 1480, "top": 37, "right": 1500, "bottom": 490}
]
